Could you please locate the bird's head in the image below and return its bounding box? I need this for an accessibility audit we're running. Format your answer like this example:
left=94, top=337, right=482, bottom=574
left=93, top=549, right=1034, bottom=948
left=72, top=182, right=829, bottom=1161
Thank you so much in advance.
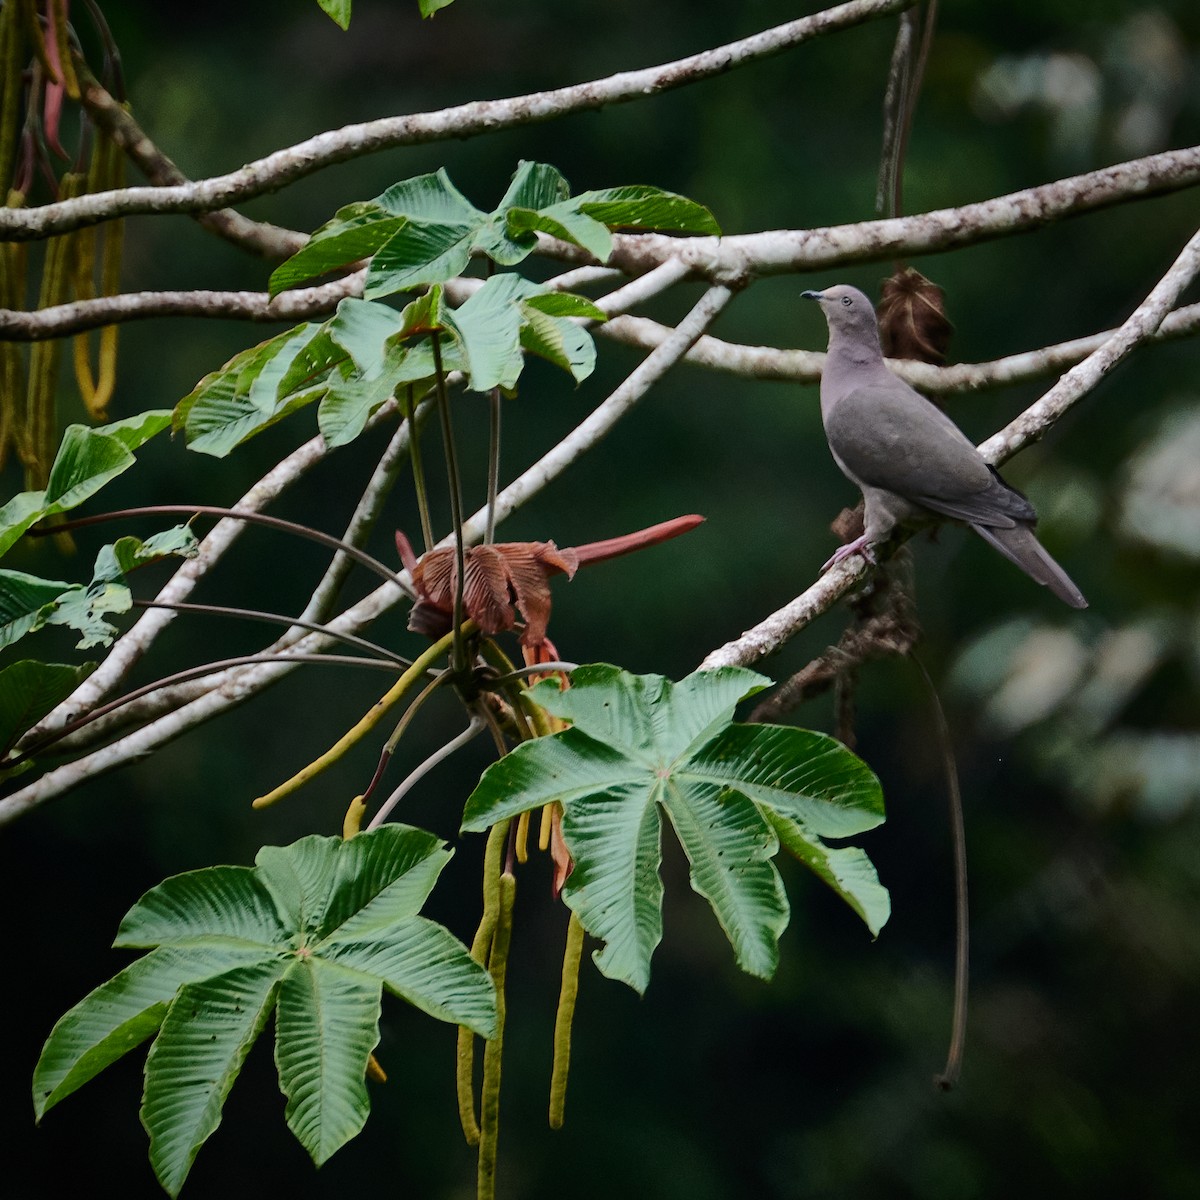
left=801, top=284, right=879, bottom=341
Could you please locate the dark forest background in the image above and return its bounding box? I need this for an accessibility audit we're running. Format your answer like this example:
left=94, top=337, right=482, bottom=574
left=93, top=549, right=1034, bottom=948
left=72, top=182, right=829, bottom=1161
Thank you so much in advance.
left=3, top=1, right=1200, bottom=1196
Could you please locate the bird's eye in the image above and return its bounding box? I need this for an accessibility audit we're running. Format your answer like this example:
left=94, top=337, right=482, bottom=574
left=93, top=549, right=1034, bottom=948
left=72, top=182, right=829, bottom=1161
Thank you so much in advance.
left=840, top=296, right=852, bottom=306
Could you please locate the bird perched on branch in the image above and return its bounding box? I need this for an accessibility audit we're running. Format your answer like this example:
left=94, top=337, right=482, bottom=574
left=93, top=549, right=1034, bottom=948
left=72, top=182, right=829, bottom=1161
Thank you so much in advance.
left=802, top=284, right=1087, bottom=608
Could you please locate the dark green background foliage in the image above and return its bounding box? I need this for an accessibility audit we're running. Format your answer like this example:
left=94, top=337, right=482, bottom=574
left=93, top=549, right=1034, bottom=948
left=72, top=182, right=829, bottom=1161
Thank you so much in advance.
left=3, top=1, right=1200, bottom=1197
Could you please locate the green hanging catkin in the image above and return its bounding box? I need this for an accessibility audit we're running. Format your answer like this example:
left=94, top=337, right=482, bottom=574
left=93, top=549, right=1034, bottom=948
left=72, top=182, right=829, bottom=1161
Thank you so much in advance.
left=456, top=820, right=510, bottom=1147
left=0, top=191, right=26, bottom=471
left=0, top=0, right=24, bottom=192
left=548, top=911, right=585, bottom=1130
left=477, top=871, right=516, bottom=1200
left=25, top=175, right=85, bottom=489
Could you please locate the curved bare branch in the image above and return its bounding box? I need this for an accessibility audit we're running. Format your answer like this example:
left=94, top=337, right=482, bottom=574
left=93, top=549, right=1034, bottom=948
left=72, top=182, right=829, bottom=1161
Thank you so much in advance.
left=0, top=0, right=912, bottom=242
left=607, top=144, right=1200, bottom=277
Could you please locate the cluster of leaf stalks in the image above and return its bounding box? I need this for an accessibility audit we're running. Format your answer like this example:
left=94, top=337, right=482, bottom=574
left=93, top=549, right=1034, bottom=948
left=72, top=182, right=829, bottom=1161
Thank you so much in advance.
left=8, top=285, right=595, bottom=1198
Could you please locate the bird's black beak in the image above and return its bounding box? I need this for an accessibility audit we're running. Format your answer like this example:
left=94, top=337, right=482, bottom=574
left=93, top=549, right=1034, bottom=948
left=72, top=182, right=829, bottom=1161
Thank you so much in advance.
left=800, top=290, right=824, bottom=301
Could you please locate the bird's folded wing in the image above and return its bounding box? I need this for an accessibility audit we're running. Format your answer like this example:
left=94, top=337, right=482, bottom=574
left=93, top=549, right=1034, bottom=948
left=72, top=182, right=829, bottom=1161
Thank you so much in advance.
left=824, top=383, right=1036, bottom=527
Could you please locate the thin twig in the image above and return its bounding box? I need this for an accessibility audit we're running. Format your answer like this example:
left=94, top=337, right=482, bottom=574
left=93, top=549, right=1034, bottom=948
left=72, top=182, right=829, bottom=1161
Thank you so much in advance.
left=33, top=503, right=416, bottom=598
left=365, top=718, right=487, bottom=831
left=130, top=599, right=409, bottom=665
left=910, top=652, right=968, bottom=1090
left=6, top=652, right=397, bottom=767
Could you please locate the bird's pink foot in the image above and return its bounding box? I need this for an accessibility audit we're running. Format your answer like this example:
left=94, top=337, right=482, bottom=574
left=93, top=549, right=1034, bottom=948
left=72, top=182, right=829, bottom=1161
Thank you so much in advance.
left=821, top=536, right=877, bottom=573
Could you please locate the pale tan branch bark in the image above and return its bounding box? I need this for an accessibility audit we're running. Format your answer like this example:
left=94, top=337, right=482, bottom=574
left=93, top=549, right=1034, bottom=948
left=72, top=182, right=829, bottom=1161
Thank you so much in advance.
left=606, top=145, right=1200, bottom=278
left=600, top=301, right=1200, bottom=392
left=0, top=0, right=912, bottom=242
left=0, top=273, right=364, bottom=339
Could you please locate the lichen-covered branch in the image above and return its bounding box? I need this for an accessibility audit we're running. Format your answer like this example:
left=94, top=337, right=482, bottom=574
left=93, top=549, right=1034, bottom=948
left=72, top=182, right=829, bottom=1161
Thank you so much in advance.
left=0, top=0, right=913, bottom=241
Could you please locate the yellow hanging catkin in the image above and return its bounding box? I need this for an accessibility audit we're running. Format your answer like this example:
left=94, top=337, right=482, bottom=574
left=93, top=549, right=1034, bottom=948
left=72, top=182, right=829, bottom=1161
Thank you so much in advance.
left=548, top=911, right=585, bottom=1130
left=456, top=819, right=510, bottom=1146
left=24, top=174, right=85, bottom=490
left=72, top=130, right=124, bottom=419
left=477, top=871, right=516, bottom=1200
left=0, top=0, right=24, bottom=191
left=0, top=192, right=26, bottom=471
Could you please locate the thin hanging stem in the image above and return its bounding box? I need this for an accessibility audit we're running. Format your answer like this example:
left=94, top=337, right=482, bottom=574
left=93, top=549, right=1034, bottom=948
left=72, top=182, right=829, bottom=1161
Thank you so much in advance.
left=404, top=384, right=435, bottom=554
left=365, top=716, right=486, bottom=831
left=430, top=329, right=467, bottom=672
left=32, top=504, right=416, bottom=598
left=910, top=651, right=968, bottom=1090
left=358, top=668, right=453, bottom=808
left=893, top=0, right=938, bottom=223
left=131, top=598, right=410, bottom=666
left=485, top=385, right=501, bottom=544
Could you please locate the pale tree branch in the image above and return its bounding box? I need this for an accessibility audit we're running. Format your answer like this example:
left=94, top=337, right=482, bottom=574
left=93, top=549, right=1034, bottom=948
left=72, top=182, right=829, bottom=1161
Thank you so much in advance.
left=599, top=300, right=1200, bottom=392
left=0, top=273, right=365, bottom=339
left=6, top=146, right=1200, bottom=343
left=605, top=144, right=1200, bottom=277
left=699, top=226, right=1200, bottom=671
left=0, top=284, right=734, bottom=824
left=0, top=0, right=914, bottom=241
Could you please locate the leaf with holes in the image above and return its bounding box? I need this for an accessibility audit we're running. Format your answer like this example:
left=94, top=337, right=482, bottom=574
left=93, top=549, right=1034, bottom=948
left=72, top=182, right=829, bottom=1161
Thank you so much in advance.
left=463, top=665, right=886, bottom=993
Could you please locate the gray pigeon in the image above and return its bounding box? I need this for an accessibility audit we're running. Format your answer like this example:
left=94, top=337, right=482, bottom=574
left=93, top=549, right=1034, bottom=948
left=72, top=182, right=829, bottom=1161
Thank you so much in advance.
left=802, top=284, right=1087, bottom=608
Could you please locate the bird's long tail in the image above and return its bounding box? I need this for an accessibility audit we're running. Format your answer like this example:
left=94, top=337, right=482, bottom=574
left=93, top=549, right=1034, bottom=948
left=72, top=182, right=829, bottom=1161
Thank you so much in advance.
left=971, top=522, right=1088, bottom=609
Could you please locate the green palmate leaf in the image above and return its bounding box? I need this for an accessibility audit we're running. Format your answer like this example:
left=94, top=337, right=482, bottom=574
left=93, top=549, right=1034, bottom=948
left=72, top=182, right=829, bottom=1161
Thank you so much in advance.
left=33, top=826, right=494, bottom=1194
left=0, top=490, right=49, bottom=561
left=175, top=325, right=328, bottom=456
left=574, top=184, right=721, bottom=235
left=418, top=0, right=455, bottom=16
left=505, top=204, right=613, bottom=262
left=0, top=569, right=73, bottom=649
left=0, top=659, right=93, bottom=758
left=326, top=297, right=405, bottom=369
left=274, top=328, right=347, bottom=399
left=443, top=273, right=529, bottom=392
left=317, top=342, right=411, bottom=449
left=33, top=945, right=274, bottom=1121
left=317, top=0, right=352, bottom=28
left=46, top=580, right=132, bottom=649
left=275, top=958, right=380, bottom=1165
left=0, top=413, right=172, bottom=560
left=521, top=291, right=607, bottom=321
left=363, top=220, right=475, bottom=298
left=143, top=960, right=286, bottom=1197
left=0, top=528, right=196, bottom=652
left=462, top=665, right=886, bottom=993
left=92, top=526, right=199, bottom=585
left=269, top=205, right=406, bottom=297
left=375, top=169, right=483, bottom=225
left=764, top=810, right=890, bottom=936
left=520, top=303, right=596, bottom=382
left=44, top=415, right=170, bottom=509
